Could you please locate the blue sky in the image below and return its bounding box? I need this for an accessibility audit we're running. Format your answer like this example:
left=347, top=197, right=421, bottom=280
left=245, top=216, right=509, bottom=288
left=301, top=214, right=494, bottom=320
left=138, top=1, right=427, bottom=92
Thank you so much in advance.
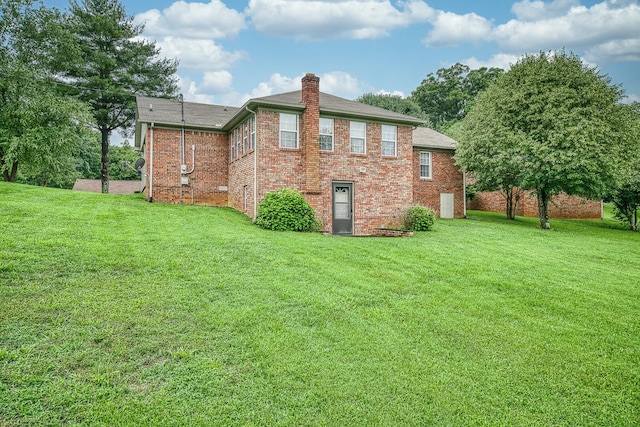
left=43, top=0, right=640, bottom=108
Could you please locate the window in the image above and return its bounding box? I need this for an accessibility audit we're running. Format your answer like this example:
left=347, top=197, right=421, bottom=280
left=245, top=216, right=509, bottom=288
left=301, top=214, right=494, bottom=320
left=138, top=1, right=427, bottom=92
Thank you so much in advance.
left=280, top=113, right=298, bottom=148
left=250, top=116, right=256, bottom=150
left=420, top=151, right=432, bottom=178
left=230, top=135, right=235, bottom=160
left=236, top=127, right=242, bottom=157
left=381, top=125, right=397, bottom=156
left=350, top=121, right=366, bottom=154
left=319, top=117, right=334, bottom=151
left=243, top=121, right=248, bottom=153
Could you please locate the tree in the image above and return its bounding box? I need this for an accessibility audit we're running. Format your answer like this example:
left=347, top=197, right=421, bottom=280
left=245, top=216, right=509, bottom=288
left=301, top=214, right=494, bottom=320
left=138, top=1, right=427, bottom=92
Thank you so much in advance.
left=57, top=0, right=178, bottom=193
left=455, top=50, right=625, bottom=229
left=109, top=140, right=142, bottom=180
left=356, top=93, right=429, bottom=124
left=411, top=63, right=503, bottom=132
left=605, top=103, right=640, bottom=231
left=1, top=0, right=92, bottom=183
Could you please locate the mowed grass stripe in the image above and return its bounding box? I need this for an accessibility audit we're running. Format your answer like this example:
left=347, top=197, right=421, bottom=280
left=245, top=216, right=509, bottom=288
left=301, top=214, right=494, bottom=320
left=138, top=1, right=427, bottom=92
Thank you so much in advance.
left=1, top=182, right=638, bottom=426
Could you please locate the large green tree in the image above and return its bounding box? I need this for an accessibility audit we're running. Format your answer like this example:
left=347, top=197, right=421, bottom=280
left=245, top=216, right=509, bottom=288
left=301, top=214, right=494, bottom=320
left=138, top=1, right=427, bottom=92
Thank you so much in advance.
left=57, top=0, right=178, bottom=193
left=1, top=0, right=91, bottom=183
left=455, top=50, right=625, bottom=229
left=605, top=102, right=640, bottom=231
left=356, top=93, right=429, bottom=124
left=411, top=63, right=503, bottom=132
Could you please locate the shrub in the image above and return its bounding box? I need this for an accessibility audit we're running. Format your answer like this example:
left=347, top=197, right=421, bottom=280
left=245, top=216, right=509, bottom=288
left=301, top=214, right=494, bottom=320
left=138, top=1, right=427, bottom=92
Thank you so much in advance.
left=404, top=206, right=436, bottom=231
left=255, top=188, right=322, bottom=232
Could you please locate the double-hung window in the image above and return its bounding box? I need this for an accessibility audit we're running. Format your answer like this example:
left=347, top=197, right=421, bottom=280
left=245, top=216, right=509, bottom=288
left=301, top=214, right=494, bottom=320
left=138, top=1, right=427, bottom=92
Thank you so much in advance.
left=350, top=121, right=366, bottom=154
left=319, top=118, right=334, bottom=151
left=280, top=113, right=298, bottom=148
left=243, top=121, right=248, bottom=153
left=230, top=135, right=235, bottom=161
left=420, top=151, right=432, bottom=178
left=250, top=116, right=256, bottom=150
left=236, top=127, right=241, bottom=157
left=381, top=125, right=397, bottom=156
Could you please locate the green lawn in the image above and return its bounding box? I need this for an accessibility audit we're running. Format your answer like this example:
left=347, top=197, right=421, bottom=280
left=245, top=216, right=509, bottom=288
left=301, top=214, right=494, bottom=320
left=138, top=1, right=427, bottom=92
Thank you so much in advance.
left=1, top=182, right=638, bottom=426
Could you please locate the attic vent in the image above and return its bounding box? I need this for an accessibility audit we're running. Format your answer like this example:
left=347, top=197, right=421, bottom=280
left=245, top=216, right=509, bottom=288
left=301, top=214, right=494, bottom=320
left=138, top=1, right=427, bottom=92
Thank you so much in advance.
left=149, top=104, right=153, bottom=111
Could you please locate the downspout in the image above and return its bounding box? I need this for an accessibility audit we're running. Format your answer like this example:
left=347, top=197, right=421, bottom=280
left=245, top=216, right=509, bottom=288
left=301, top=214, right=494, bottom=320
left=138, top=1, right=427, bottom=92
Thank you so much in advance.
left=463, top=171, right=467, bottom=218
left=149, top=123, right=154, bottom=203
left=246, top=106, right=258, bottom=221
left=179, top=94, right=185, bottom=204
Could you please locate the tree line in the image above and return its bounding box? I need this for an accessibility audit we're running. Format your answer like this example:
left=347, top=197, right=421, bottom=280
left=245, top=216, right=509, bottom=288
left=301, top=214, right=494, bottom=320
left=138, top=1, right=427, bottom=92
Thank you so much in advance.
left=0, top=0, right=177, bottom=192
left=358, top=53, right=640, bottom=231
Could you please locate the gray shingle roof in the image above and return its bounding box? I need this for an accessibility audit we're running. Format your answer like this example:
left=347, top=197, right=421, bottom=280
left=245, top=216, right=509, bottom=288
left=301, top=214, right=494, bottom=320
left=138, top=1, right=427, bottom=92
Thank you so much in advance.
left=246, top=91, right=425, bottom=126
left=412, top=126, right=456, bottom=150
left=136, top=91, right=425, bottom=132
left=136, top=96, right=239, bottom=130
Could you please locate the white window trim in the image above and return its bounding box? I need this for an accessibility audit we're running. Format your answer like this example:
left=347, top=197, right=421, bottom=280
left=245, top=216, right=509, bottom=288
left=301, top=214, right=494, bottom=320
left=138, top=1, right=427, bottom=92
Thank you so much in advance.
left=319, top=117, right=334, bottom=152
left=279, top=113, right=299, bottom=149
left=420, top=151, right=432, bottom=179
left=381, top=124, right=397, bottom=157
left=350, top=121, right=366, bottom=154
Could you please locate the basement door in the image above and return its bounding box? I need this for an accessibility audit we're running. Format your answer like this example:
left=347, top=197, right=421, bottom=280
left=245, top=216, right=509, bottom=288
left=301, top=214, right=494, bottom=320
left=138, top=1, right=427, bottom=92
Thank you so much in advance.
left=332, top=183, right=353, bottom=235
left=440, top=193, right=454, bottom=219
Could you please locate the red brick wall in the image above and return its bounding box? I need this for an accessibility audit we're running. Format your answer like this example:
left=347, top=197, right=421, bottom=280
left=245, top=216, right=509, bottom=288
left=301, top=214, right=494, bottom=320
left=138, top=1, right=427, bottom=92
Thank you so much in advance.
left=412, top=149, right=465, bottom=218
left=143, top=127, right=228, bottom=205
left=468, top=190, right=602, bottom=219
left=250, top=111, right=415, bottom=235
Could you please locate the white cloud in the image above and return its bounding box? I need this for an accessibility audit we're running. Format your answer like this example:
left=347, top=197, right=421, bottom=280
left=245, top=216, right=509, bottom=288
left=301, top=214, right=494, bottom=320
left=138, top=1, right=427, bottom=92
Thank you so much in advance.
left=201, top=71, right=234, bottom=92
left=584, top=38, right=640, bottom=63
left=136, top=0, right=246, bottom=39
left=511, top=0, right=579, bottom=21
left=459, top=53, right=522, bottom=71
left=622, top=92, right=639, bottom=104
left=246, top=0, right=434, bottom=40
left=155, top=37, right=248, bottom=71
left=491, top=1, right=640, bottom=57
left=422, top=11, right=493, bottom=47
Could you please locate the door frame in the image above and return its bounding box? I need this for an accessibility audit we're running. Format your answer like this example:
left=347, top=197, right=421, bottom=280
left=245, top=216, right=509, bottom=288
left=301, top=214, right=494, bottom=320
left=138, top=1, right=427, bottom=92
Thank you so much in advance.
left=332, top=181, right=354, bottom=235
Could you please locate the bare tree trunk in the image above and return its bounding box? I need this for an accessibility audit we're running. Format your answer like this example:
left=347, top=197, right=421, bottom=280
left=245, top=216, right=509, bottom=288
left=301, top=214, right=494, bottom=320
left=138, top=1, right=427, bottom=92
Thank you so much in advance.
left=504, top=186, right=521, bottom=220
left=632, top=209, right=638, bottom=232
left=537, top=188, right=551, bottom=229
left=101, top=128, right=110, bottom=194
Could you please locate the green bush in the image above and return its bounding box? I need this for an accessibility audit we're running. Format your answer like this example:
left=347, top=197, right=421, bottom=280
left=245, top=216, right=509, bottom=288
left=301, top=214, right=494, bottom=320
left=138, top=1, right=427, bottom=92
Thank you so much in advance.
left=255, top=188, right=322, bottom=232
left=404, top=206, right=436, bottom=231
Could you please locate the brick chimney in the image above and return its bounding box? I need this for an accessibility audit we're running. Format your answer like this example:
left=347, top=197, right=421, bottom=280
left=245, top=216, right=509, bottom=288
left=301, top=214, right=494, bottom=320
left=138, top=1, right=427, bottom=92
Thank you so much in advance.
left=301, top=73, right=320, bottom=193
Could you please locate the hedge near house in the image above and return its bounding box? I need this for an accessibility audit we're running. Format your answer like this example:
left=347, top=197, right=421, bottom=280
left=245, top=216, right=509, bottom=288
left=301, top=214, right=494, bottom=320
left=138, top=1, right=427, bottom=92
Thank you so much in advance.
left=404, top=206, right=436, bottom=231
left=255, top=188, right=322, bottom=232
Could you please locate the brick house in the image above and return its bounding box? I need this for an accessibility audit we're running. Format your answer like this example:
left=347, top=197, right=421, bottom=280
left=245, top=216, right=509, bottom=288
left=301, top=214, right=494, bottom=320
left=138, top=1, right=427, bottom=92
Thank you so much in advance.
left=134, top=73, right=465, bottom=235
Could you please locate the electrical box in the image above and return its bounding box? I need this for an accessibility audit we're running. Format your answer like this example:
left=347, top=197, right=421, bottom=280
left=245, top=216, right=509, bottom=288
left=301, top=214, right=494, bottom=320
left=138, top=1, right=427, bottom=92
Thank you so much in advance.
left=181, top=177, right=189, bottom=185
left=180, top=164, right=187, bottom=174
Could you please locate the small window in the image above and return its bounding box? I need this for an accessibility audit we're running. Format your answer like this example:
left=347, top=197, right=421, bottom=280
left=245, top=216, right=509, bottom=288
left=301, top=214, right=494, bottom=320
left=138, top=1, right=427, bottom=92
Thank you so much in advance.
left=319, top=117, right=334, bottom=151
left=350, top=121, right=366, bottom=154
left=230, top=135, right=235, bottom=161
left=236, top=127, right=242, bottom=157
left=381, top=125, right=397, bottom=157
left=250, top=116, right=256, bottom=150
left=280, top=113, right=298, bottom=148
left=243, top=121, right=248, bottom=153
left=420, top=151, right=432, bottom=178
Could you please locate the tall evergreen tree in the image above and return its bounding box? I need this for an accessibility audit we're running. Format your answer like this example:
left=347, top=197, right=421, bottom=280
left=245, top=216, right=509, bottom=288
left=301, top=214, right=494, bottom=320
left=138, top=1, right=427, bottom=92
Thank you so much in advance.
left=57, top=0, right=178, bottom=193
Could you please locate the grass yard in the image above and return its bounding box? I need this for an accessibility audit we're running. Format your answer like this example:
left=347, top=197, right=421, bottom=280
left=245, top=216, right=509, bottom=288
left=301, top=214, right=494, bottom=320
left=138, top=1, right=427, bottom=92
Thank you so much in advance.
left=1, top=182, right=639, bottom=426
